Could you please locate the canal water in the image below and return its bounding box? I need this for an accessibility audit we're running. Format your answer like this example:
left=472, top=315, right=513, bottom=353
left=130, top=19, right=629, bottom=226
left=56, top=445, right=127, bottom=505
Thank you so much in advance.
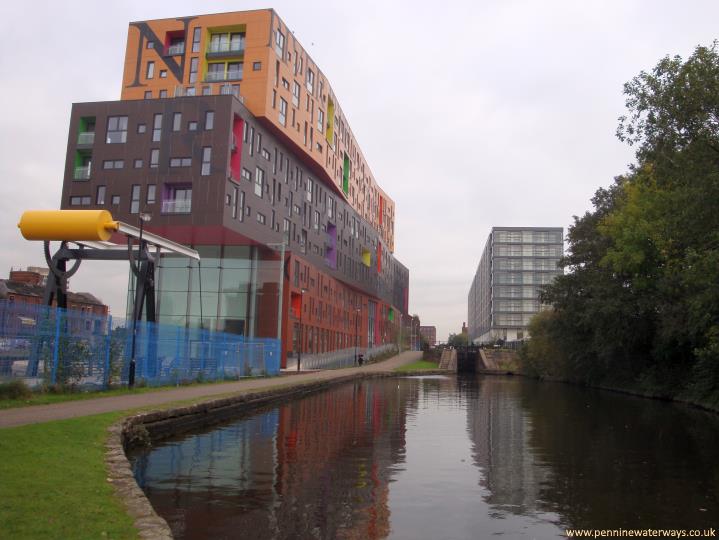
left=129, top=376, right=719, bottom=539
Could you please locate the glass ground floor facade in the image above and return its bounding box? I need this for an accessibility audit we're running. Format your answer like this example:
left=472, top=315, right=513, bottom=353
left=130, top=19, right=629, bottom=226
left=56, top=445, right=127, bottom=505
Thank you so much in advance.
left=129, top=244, right=281, bottom=338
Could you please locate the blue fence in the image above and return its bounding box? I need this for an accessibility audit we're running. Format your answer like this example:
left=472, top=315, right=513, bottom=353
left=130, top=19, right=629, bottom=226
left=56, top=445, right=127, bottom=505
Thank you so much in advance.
left=0, top=300, right=280, bottom=388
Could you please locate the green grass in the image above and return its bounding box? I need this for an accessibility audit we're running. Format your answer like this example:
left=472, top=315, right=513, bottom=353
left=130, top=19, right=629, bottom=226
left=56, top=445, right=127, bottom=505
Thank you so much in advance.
left=0, top=412, right=138, bottom=540
left=0, top=377, right=262, bottom=410
left=394, top=359, right=440, bottom=372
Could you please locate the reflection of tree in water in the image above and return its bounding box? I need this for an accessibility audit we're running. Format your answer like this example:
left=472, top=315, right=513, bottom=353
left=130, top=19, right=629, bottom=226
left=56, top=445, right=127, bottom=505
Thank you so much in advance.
left=515, top=382, right=719, bottom=530
left=464, top=377, right=557, bottom=521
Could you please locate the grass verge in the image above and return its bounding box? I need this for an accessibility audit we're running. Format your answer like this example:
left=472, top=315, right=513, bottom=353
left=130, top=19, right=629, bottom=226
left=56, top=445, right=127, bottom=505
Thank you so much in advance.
left=0, top=412, right=137, bottom=540
left=394, top=359, right=440, bottom=372
left=0, top=377, right=268, bottom=410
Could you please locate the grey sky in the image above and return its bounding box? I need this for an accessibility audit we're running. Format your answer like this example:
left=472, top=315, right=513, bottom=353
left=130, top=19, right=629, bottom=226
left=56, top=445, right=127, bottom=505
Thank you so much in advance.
left=1, top=1, right=717, bottom=341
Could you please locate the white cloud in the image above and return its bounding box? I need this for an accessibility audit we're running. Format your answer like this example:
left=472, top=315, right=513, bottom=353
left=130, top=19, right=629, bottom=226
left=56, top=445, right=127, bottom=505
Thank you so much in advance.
left=2, top=0, right=718, bottom=340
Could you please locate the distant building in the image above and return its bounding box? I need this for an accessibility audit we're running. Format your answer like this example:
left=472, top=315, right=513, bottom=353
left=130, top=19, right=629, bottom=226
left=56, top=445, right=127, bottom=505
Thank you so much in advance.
left=468, top=227, right=563, bottom=344
left=419, top=326, right=436, bottom=347
left=0, top=268, right=108, bottom=316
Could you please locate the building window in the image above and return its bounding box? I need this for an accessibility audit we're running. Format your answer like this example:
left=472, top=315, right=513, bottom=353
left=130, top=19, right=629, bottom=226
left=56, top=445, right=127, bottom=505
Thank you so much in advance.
left=147, top=184, right=156, bottom=204
left=149, top=149, right=159, bottom=168
left=241, top=167, right=252, bottom=183
left=317, top=109, right=324, bottom=133
left=134, top=159, right=143, bottom=169
left=257, top=212, right=266, bottom=225
left=279, top=98, right=287, bottom=126
left=146, top=61, right=155, bottom=79
left=313, top=210, right=320, bottom=231
left=137, top=123, right=146, bottom=134
left=186, top=86, right=196, bottom=96
left=130, top=185, right=141, bottom=214
left=261, top=148, right=271, bottom=161
left=283, top=218, right=291, bottom=242
left=152, top=114, right=162, bottom=141
left=172, top=112, right=182, bottom=131
left=205, top=110, right=214, bottom=130
left=188, top=121, right=198, bottom=131
left=69, top=196, right=91, bottom=206
left=292, top=81, right=300, bottom=107
left=306, top=178, right=313, bottom=202
left=102, top=160, right=124, bottom=170
left=306, top=68, right=314, bottom=94
left=202, top=86, right=211, bottom=96
left=253, top=61, right=262, bottom=71
left=275, top=29, right=285, bottom=57
left=144, top=91, right=152, bottom=99
left=191, top=27, right=201, bottom=53
left=162, top=186, right=192, bottom=214
left=231, top=186, right=238, bottom=218
left=238, top=190, right=245, bottom=221
left=146, top=41, right=154, bottom=49
left=106, top=116, right=128, bottom=143
left=159, top=89, right=167, bottom=98
left=227, top=62, right=242, bottom=80
left=189, top=57, right=199, bottom=83
left=160, top=70, right=167, bottom=78
left=255, top=167, right=265, bottom=197
left=96, top=185, right=106, bottom=205
left=111, top=195, right=120, bottom=205
left=169, top=157, right=192, bottom=167
left=201, top=147, right=211, bottom=176
left=208, top=31, right=244, bottom=53
left=167, top=36, right=185, bottom=55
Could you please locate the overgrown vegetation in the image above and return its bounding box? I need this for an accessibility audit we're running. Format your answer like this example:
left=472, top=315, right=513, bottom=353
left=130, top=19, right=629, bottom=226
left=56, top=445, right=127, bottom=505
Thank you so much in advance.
left=521, top=42, right=719, bottom=410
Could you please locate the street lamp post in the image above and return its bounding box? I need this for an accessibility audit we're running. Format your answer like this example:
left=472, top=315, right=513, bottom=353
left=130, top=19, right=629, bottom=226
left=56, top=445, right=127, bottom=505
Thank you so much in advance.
left=129, top=212, right=152, bottom=388
left=354, top=305, right=361, bottom=365
left=297, top=287, right=307, bottom=371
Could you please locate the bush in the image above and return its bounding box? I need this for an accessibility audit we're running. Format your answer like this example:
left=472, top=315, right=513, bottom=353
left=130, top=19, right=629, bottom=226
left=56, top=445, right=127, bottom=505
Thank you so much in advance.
left=0, top=380, right=32, bottom=400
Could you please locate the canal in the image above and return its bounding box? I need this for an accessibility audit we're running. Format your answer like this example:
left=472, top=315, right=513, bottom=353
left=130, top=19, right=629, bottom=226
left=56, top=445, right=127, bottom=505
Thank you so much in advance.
left=129, top=375, right=719, bottom=539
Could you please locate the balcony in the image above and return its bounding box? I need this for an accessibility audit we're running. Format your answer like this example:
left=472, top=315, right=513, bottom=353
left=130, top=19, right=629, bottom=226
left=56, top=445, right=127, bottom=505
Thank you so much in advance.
left=165, top=43, right=185, bottom=56
left=205, top=70, right=243, bottom=82
left=77, top=132, right=95, bottom=145
left=161, top=199, right=192, bottom=214
left=74, top=166, right=91, bottom=180
left=206, top=42, right=244, bottom=59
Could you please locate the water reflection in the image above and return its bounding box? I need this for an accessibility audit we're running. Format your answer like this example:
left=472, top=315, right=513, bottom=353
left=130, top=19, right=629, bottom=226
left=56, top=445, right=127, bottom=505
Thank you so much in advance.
left=130, top=376, right=719, bottom=539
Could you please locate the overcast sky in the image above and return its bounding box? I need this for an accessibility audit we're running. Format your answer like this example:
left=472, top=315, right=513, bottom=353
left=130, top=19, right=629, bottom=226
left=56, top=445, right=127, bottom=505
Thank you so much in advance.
left=1, top=1, right=717, bottom=341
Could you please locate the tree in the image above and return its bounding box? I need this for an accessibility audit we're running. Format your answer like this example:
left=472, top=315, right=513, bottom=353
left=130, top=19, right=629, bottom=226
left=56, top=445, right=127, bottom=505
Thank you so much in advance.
left=524, top=42, right=719, bottom=405
left=447, top=333, right=468, bottom=348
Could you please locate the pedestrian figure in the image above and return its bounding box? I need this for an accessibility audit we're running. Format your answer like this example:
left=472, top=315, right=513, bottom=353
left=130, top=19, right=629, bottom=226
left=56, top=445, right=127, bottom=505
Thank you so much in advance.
left=358, top=354, right=364, bottom=367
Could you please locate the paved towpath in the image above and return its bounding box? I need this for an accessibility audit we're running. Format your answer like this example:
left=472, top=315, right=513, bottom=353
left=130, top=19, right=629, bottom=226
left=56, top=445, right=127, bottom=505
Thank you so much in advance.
left=0, top=350, right=423, bottom=428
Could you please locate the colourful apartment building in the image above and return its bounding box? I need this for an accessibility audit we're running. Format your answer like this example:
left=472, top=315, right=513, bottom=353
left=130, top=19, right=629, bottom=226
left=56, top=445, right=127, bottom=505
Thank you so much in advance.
left=60, top=9, right=409, bottom=368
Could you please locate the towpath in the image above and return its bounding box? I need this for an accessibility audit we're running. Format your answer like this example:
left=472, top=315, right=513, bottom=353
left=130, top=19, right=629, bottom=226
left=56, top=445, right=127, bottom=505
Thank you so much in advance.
left=0, top=350, right=423, bottom=428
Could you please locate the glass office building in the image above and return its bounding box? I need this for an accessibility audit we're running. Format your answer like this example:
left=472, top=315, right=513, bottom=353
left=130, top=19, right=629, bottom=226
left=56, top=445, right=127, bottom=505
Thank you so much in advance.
left=468, top=227, right=563, bottom=344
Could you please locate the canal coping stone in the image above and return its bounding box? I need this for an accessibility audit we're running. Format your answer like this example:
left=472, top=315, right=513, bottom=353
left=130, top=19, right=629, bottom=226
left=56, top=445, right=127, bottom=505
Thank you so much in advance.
left=106, top=370, right=441, bottom=539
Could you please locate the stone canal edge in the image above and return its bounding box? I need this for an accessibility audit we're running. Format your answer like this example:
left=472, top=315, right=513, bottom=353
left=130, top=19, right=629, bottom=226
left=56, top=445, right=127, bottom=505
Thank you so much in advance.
left=106, top=359, right=435, bottom=538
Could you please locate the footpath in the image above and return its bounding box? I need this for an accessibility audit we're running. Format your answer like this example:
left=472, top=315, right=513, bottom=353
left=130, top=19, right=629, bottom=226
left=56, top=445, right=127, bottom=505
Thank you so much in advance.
left=0, top=350, right=423, bottom=428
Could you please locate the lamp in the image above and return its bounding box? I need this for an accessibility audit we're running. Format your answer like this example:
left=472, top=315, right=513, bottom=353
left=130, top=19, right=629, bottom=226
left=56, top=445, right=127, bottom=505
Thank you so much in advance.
left=297, top=287, right=307, bottom=371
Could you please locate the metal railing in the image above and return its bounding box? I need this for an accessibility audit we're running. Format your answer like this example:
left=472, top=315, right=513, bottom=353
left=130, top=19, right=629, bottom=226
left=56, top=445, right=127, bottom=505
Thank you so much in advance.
left=161, top=199, right=192, bottom=214
left=77, top=132, right=95, bottom=145
left=205, top=70, right=243, bottom=82
left=73, top=166, right=91, bottom=180
left=292, top=343, right=397, bottom=370
left=207, top=42, right=244, bottom=55
left=0, top=300, right=280, bottom=388
left=166, top=43, right=185, bottom=55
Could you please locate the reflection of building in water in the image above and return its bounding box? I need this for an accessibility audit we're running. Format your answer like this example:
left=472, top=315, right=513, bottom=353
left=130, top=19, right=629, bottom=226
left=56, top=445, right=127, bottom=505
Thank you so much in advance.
left=132, top=378, right=415, bottom=539
left=467, top=377, right=553, bottom=514
left=132, top=410, right=280, bottom=537
left=274, top=379, right=411, bottom=540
